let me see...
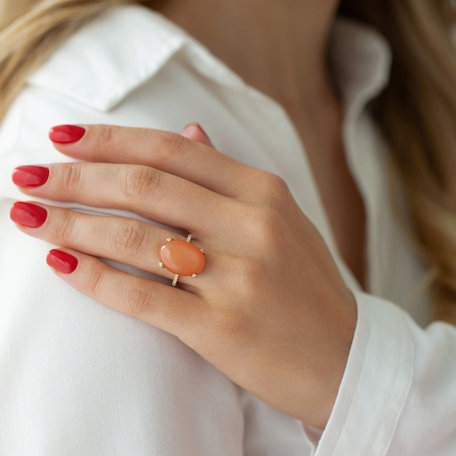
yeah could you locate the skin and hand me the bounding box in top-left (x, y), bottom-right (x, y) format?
top-left (10, 1), bottom-right (363, 430)
top-left (155, 0), bottom-right (367, 287)
top-left (11, 124), bottom-right (357, 430)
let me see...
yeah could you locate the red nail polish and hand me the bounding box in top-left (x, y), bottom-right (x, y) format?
top-left (46, 249), bottom-right (78, 274)
top-left (12, 166), bottom-right (49, 187)
top-left (194, 123), bottom-right (210, 141)
top-left (10, 202), bottom-right (48, 227)
top-left (49, 125), bottom-right (86, 144)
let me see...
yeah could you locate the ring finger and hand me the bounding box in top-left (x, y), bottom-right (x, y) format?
top-left (9, 201), bottom-right (218, 289)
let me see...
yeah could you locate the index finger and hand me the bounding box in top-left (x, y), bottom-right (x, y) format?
top-left (49, 124), bottom-right (260, 199)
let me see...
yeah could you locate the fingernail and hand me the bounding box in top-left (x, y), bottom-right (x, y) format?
top-left (46, 249), bottom-right (78, 274)
top-left (184, 122), bottom-right (210, 141)
top-left (10, 201), bottom-right (48, 227)
top-left (193, 123), bottom-right (210, 141)
top-left (12, 166), bottom-right (49, 187)
top-left (49, 125), bottom-right (86, 144)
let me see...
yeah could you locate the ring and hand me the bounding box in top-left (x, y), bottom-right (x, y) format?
top-left (159, 234), bottom-right (206, 287)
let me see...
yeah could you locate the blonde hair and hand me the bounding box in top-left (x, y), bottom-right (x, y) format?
top-left (339, 0), bottom-right (456, 325)
top-left (2, 0), bottom-right (456, 324)
top-left (0, 0), bottom-right (161, 120)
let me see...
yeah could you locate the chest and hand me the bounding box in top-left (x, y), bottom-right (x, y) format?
top-left (296, 130), bottom-right (368, 291)
top-left (315, 153), bottom-right (368, 291)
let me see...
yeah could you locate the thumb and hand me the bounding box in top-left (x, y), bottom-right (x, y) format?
top-left (181, 122), bottom-right (213, 146)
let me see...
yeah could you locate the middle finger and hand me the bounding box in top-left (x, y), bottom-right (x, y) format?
top-left (12, 162), bottom-right (241, 239)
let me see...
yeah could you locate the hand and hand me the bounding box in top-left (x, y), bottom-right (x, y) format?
top-left (10, 122), bottom-right (357, 430)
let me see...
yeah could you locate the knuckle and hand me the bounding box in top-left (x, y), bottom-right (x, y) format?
top-left (153, 132), bottom-right (191, 168)
top-left (125, 284), bottom-right (153, 316)
top-left (85, 262), bottom-right (105, 298)
top-left (53, 210), bottom-right (78, 243)
top-left (159, 131), bottom-right (187, 157)
top-left (257, 171), bottom-right (291, 206)
top-left (112, 221), bottom-right (148, 257)
top-left (59, 163), bottom-right (83, 193)
top-left (96, 125), bottom-right (116, 150)
top-left (246, 205), bottom-right (284, 249)
top-left (121, 166), bottom-right (161, 201)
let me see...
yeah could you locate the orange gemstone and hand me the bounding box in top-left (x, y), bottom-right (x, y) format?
top-left (160, 240), bottom-right (206, 276)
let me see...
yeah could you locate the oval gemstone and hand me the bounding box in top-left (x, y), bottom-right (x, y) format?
top-left (160, 240), bottom-right (206, 276)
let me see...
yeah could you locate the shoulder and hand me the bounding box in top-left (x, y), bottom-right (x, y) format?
top-left (0, 4), bottom-right (259, 201)
top-left (27, 4), bottom-right (189, 112)
top-left (0, 5), bottom-right (201, 201)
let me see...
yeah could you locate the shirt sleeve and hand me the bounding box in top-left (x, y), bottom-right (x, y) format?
top-left (302, 290), bottom-right (456, 455)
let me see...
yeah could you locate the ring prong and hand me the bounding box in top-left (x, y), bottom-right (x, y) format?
top-left (200, 248), bottom-right (205, 254)
top-left (166, 238), bottom-right (172, 242)
top-left (159, 262), bottom-right (164, 268)
top-left (192, 273), bottom-right (198, 279)
top-left (172, 274), bottom-right (179, 287)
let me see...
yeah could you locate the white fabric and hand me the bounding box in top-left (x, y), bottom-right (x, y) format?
top-left (0, 5), bottom-right (455, 455)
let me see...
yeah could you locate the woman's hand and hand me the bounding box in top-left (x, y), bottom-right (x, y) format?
top-left (10, 123), bottom-right (357, 430)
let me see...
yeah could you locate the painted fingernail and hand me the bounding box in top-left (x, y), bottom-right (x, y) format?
top-left (194, 123), bottom-right (210, 140)
top-left (49, 125), bottom-right (86, 144)
top-left (12, 166), bottom-right (49, 187)
top-left (183, 122), bottom-right (210, 141)
top-left (46, 249), bottom-right (78, 274)
top-left (10, 201), bottom-right (48, 227)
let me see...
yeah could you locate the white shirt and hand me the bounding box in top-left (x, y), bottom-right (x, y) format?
top-left (0, 5), bottom-right (455, 455)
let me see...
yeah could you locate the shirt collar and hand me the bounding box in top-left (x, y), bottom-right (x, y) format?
top-left (329, 16), bottom-right (392, 115)
top-left (28, 5), bottom-right (392, 114)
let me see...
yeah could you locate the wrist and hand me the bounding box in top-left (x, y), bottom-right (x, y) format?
top-left (300, 293), bottom-right (357, 429)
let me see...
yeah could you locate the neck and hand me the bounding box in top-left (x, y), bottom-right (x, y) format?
top-left (155, 0), bottom-right (340, 112)
top-left (154, 0), bottom-right (344, 169)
